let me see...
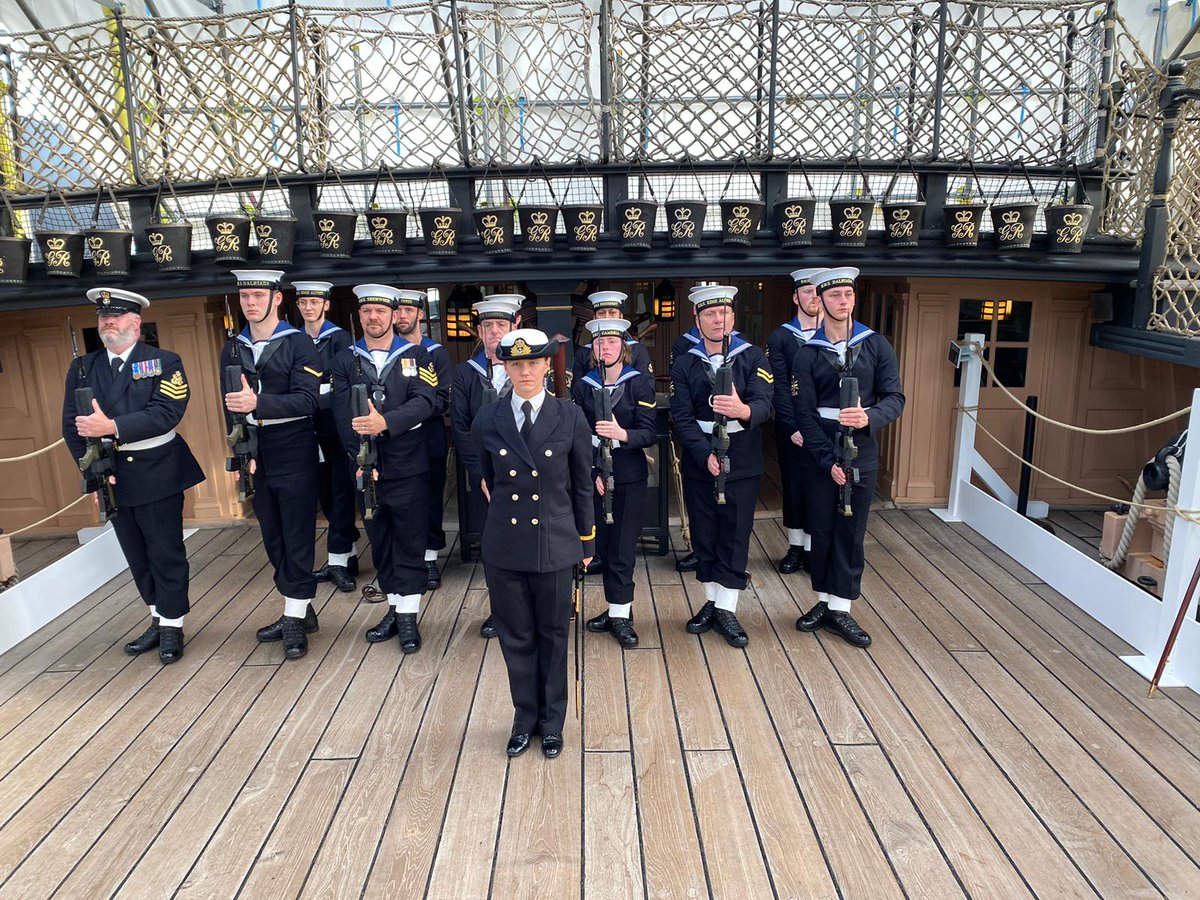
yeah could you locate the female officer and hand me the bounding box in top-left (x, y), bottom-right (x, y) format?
top-left (472, 328), bottom-right (595, 759)
top-left (572, 318), bottom-right (658, 648)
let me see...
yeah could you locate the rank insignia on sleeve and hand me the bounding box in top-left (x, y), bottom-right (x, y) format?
top-left (401, 358), bottom-right (418, 377)
top-left (160, 368), bottom-right (188, 400)
top-left (418, 362), bottom-right (438, 387)
top-left (790, 375), bottom-right (799, 397)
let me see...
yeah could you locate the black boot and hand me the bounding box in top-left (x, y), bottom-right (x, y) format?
top-left (686, 600), bottom-right (716, 634)
top-left (396, 613), bottom-right (421, 654)
top-left (366, 609), bottom-right (398, 642)
top-left (425, 560), bottom-right (441, 592)
top-left (796, 601), bottom-right (829, 633)
top-left (713, 608), bottom-right (749, 647)
top-left (158, 626), bottom-right (184, 664)
top-left (675, 552), bottom-right (699, 573)
top-left (586, 610), bottom-right (612, 632)
top-left (281, 617), bottom-right (309, 659)
top-left (585, 558), bottom-right (606, 576)
top-left (609, 616), bottom-right (639, 648)
top-left (480, 615), bottom-right (498, 638)
top-left (825, 610), bottom-right (872, 648)
top-left (778, 545), bottom-right (805, 574)
top-left (124, 619), bottom-right (160, 655)
top-left (327, 566), bottom-right (356, 593)
top-left (315, 555), bottom-right (359, 583)
top-left (257, 604), bottom-right (319, 642)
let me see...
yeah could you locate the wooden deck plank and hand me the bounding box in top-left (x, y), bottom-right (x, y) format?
top-left (654, 583), bottom-right (728, 751)
top-left (240, 533), bottom-right (332, 667)
top-left (630, 552), bottom-right (663, 649)
top-left (948, 521), bottom-right (1043, 585)
top-left (583, 752), bottom-right (644, 900)
top-left (1030, 583), bottom-right (1138, 657)
top-left (583, 572), bottom-right (631, 752)
top-left (837, 744), bottom-right (967, 900)
top-left (0, 672), bottom-right (76, 741)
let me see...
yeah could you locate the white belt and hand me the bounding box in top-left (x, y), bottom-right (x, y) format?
top-left (590, 434), bottom-right (621, 449)
top-left (818, 406), bottom-right (871, 421)
top-left (117, 429), bottom-right (176, 451)
top-left (696, 420), bottom-right (745, 435)
top-left (319, 383), bottom-right (332, 395)
top-left (254, 415), bottom-right (306, 427)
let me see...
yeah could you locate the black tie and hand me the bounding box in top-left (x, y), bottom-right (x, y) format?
top-left (111, 357), bottom-right (123, 379)
top-left (520, 400), bottom-right (534, 442)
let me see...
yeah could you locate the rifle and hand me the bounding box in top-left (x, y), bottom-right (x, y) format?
top-left (711, 332), bottom-right (733, 505)
top-left (68, 319), bottom-right (117, 521)
top-left (595, 386), bottom-right (615, 525)
top-left (349, 316), bottom-right (379, 520)
top-left (222, 296), bottom-right (256, 501)
top-left (836, 375), bottom-right (861, 516)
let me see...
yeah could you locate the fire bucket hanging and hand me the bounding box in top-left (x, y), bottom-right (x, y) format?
top-left (0, 190), bottom-right (31, 285)
top-left (879, 158), bottom-right (924, 249)
top-left (35, 188), bottom-right (85, 277)
top-left (828, 156), bottom-right (876, 249)
top-left (144, 176), bottom-right (193, 273)
top-left (943, 160), bottom-right (986, 249)
top-left (205, 176), bottom-right (252, 265)
top-left (471, 162), bottom-right (515, 256)
top-left (561, 158), bottom-right (604, 252)
top-left (615, 158), bottom-right (658, 251)
top-left (364, 163), bottom-right (409, 256)
top-left (252, 169), bottom-right (298, 267)
top-left (990, 162), bottom-right (1040, 251)
top-left (312, 166), bottom-right (359, 260)
top-left (1045, 163), bottom-right (1094, 254)
top-left (417, 163), bottom-right (462, 256)
top-left (772, 158), bottom-right (817, 249)
top-left (514, 157), bottom-right (558, 253)
top-left (664, 155), bottom-right (706, 251)
top-left (719, 155), bottom-right (764, 246)
top-left (86, 184), bottom-right (134, 277)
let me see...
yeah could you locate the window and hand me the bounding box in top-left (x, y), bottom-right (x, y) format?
top-left (955, 298), bottom-right (1033, 388)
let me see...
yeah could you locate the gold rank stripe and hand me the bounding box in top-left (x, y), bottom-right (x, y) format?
top-left (418, 369), bottom-right (439, 386)
top-left (160, 384), bottom-right (188, 399)
top-left (756, 368), bottom-right (774, 383)
top-left (638, 400), bottom-right (655, 408)
top-left (303, 366), bottom-right (323, 378)
top-left (581, 526), bottom-right (596, 541)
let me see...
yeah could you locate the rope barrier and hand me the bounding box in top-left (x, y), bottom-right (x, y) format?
top-left (5, 494), bottom-right (92, 537)
top-left (0, 438), bottom-right (66, 463)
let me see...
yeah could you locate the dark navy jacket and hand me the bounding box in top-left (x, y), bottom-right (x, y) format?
top-left (669, 334), bottom-right (774, 482)
top-left (419, 335), bottom-right (452, 459)
top-left (790, 323), bottom-right (905, 473)
top-left (62, 341), bottom-right (205, 507)
top-left (571, 365), bottom-right (658, 485)
top-left (766, 316), bottom-right (817, 437)
top-left (310, 320), bottom-right (352, 438)
top-left (450, 350), bottom-right (511, 484)
top-left (332, 336), bottom-right (438, 480)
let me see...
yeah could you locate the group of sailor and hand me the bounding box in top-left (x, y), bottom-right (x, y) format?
top-left (60, 265), bottom-right (904, 759)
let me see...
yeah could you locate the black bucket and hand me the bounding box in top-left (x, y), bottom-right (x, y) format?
top-left (144, 223), bottom-right (192, 272)
top-left (0, 237), bottom-right (30, 285)
top-left (944, 203), bottom-right (986, 248)
top-left (472, 207), bottom-right (515, 255)
top-left (36, 231), bottom-right (85, 277)
top-left (1045, 204), bottom-right (1093, 254)
top-left (206, 214), bottom-right (251, 264)
top-left (254, 216), bottom-right (297, 267)
top-left (616, 199), bottom-right (657, 251)
top-left (774, 197), bottom-right (816, 248)
top-left (665, 200), bottom-right (705, 250)
top-left (991, 202), bottom-right (1038, 250)
top-left (881, 202), bottom-right (924, 248)
top-left (367, 210), bottom-right (408, 255)
top-left (517, 205), bottom-right (557, 252)
top-left (720, 199), bottom-right (764, 246)
top-left (313, 211), bottom-right (358, 259)
top-left (86, 229), bottom-right (134, 277)
top-left (829, 199), bottom-right (875, 248)
top-left (420, 207), bottom-right (462, 256)
top-left (562, 204), bottom-right (603, 252)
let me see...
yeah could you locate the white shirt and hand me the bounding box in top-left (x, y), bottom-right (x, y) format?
top-left (511, 389), bottom-right (547, 429)
top-left (106, 345), bottom-right (135, 370)
top-left (491, 362), bottom-right (509, 393)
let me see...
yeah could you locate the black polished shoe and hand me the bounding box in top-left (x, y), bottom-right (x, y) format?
top-left (506, 732), bottom-right (531, 757)
top-left (396, 613), bottom-right (421, 654)
top-left (675, 552), bottom-right (700, 573)
top-left (480, 615), bottom-right (498, 639)
top-left (158, 626), bottom-right (184, 664)
top-left (541, 733), bottom-right (564, 758)
top-left (327, 566), bottom-right (356, 593)
top-left (124, 620), bottom-right (160, 655)
top-left (778, 545), bottom-right (805, 574)
top-left (609, 617), bottom-right (639, 648)
top-left (585, 558), bottom-right (606, 576)
top-left (796, 601), bottom-right (829, 633)
top-left (281, 616), bottom-right (309, 659)
top-left (586, 611), bottom-right (612, 632)
top-left (686, 600), bottom-right (716, 634)
top-left (256, 604), bottom-right (319, 642)
top-left (425, 560), bottom-right (441, 592)
top-left (366, 609), bottom-right (398, 643)
top-left (713, 609), bottom-right (749, 647)
top-left (825, 610), bottom-right (872, 648)
top-left (314, 555), bottom-right (359, 583)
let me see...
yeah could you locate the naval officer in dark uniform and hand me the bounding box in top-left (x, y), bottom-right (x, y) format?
top-left (393, 287), bottom-right (452, 592)
top-left (295, 281), bottom-right (360, 593)
top-left (572, 317), bottom-right (658, 648)
top-left (450, 294), bottom-right (521, 637)
top-left (222, 269), bottom-right (322, 660)
top-left (62, 288), bottom-right (205, 664)
top-left (792, 267), bottom-right (905, 648)
top-left (333, 285), bottom-right (438, 653)
top-left (767, 268), bottom-right (827, 574)
top-left (570, 290), bottom-right (653, 383)
top-left (670, 285), bottom-right (773, 648)
top-left (473, 328), bottom-right (595, 759)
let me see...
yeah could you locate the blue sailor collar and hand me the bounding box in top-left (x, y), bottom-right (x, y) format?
top-left (782, 316), bottom-right (819, 339)
top-left (682, 326), bottom-right (700, 344)
top-left (467, 349), bottom-right (498, 379)
top-left (237, 321), bottom-right (302, 347)
top-left (580, 364), bottom-right (642, 390)
top-left (421, 336), bottom-right (444, 352)
top-left (352, 335), bottom-right (416, 369)
top-left (805, 320), bottom-right (876, 353)
top-left (686, 332), bottom-right (754, 362)
top-left (312, 320), bottom-right (344, 342)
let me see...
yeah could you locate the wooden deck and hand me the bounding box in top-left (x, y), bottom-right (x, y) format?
top-left (8, 536), bottom-right (78, 581)
top-left (1, 510), bottom-right (1199, 899)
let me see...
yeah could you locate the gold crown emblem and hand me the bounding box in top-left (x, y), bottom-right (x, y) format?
top-left (370, 216), bottom-right (389, 229)
top-left (955, 210), bottom-right (974, 223)
top-left (216, 221), bottom-right (235, 235)
top-left (1062, 212), bottom-right (1083, 226)
top-left (842, 206), bottom-right (862, 220)
top-left (1001, 210), bottom-right (1021, 224)
top-left (148, 231), bottom-right (164, 246)
top-left (434, 215), bottom-right (452, 229)
top-left (46, 237), bottom-right (65, 250)
top-left (318, 218), bottom-right (335, 232)
top-left (256, 224), bottom-right (272, 237)
top-left (674, 206), bottom-right (692, 221)
top-left (577, 210), bottom-right (596, 225)
top-left (87, 236), bottom-right (103, 249)
top-left (99, 290), bottom-right (111, 301)
top-left (530, 211), bottom-right (549, 225)
top-left (784, 204), bottom-right (804, 218)
top-left (481, 214), bottom-right (498, 228)
top-left (732, 205), bottom-right (749, 218)
top-left (892, 208), bottom-right (911, 221)
top-left (625, 206), bottom-right (643, 221)
top-left (510, 337), bottom-right (532, 357)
